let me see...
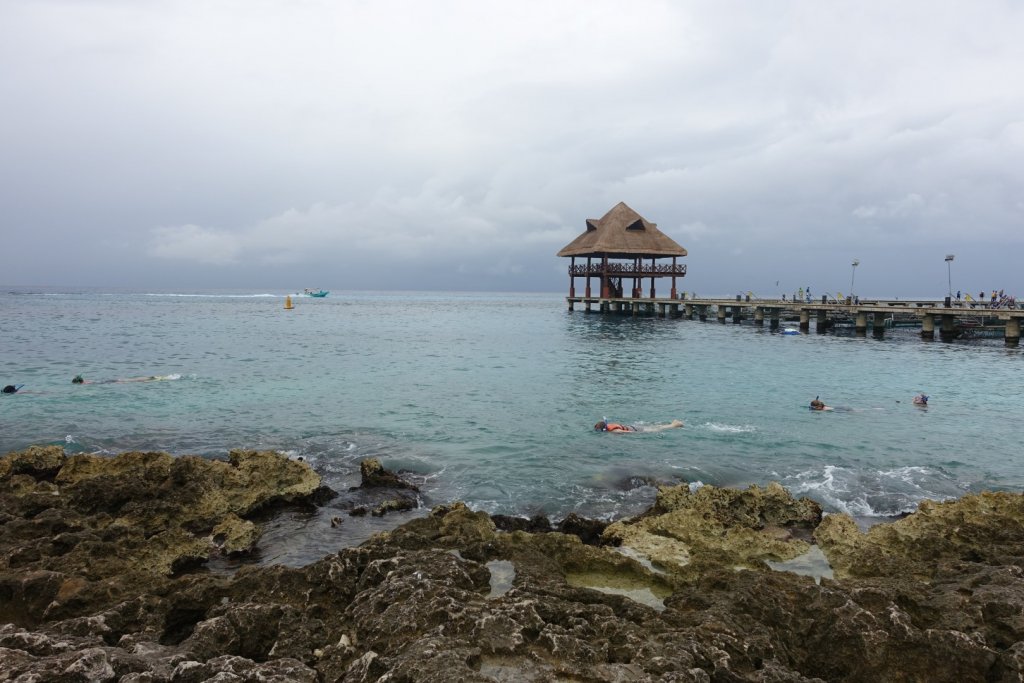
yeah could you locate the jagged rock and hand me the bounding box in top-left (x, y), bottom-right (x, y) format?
top-left (356, 458), bottom-right (419, 491)
top-left (556, 513), bottom-right (608, 546)
top-left (7, 443), bottom-right (1024, 681)
top-left (371, 495), bottom-right (417, 517)
top-left (491, 514), bottom-right (551, 534)
top-left (816, 491), bottom-right (1024, 581)
top-left (210, 514), bottom-right (260, 555)
top-left (0, 445), bottom-right (66, 481)
top-left (603, 482), bottom-right (822, 574)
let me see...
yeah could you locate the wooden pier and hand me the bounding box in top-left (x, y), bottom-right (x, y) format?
top-left (566, 295), bottom-right (1024, 347)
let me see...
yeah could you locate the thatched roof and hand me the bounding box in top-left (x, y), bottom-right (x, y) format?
top-left (556, 202), bottom-right (687, 259)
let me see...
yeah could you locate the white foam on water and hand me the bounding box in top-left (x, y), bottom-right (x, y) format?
top-left (700, 422), bottom-right (757, 433)
top-left (141, 293), bottom-right (279, 298)
top-left (783, 464), bottom-right (953, 517)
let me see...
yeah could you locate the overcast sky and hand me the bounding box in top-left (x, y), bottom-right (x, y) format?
top-left (2, 1), bottom-right (1022, 297)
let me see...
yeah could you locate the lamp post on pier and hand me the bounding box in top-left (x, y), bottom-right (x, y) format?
top-left (850, 259), bottom-right (859, 300)
top-left (945, 254), bottom-right (955, 298)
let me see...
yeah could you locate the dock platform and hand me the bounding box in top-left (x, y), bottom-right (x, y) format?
top-left (566, 295), bottom-right (1024, 346)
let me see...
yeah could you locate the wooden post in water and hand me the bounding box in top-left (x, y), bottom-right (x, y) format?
top-left (569, 257), bottom-right (576, 298)
top-left (939, 314), bottom-right (956, 342)
top-left (1006, 318), bottom-right (1021, 347)
top-left (855, 311), bottom-right (868, 336)
top-left (921, 313), bottom-right (935, 340)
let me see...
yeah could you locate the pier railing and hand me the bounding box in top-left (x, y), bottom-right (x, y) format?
top-left (568, 263), bottom-right (687, 277)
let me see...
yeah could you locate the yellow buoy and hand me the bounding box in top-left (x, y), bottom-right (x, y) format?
top-left (284, 295), bottom-right (294, 310)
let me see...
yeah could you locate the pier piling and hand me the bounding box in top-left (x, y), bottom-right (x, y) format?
top-left (940, 314), bottom-right (956, 342)
top-left (921, 313), bottom-right (935, 340)
top-left (855, 311), bottom-right (868, 336)
top-left (1006, 318), bottom-right (1020, 347)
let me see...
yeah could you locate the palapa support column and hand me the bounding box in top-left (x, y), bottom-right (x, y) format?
top-left (816, 309), bottom-right (828, 334)
top-left (921, 313), bottom-right (935, 340)
top-left (585, 257), bottom-right (592, 297)
top-left (649, 257), bottom-right (656, 298)
top-left (939, 314), bottom-right (956, 342)
top-left (799, 309), bottom-right (810, 332)
top-left (670, 256), bottom-right (677, 298)
top-left (855, 311), bottom-right (868, 336)
top-left (1006, 318), bottom-right (1021, 347)
top-left (754, 307), bottom-right (764, 327)
top-left (569, 257), bottom-right (576, 298)
top-left (717, 306), bottom-right (727, 324)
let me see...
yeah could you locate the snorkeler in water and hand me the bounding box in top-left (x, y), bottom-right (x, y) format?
top-left (72, 374), bottom-right (178, 385)
top-left (809, 396), bottom-right (833, 411)
top-left (594, 419), bottom-right (684, 433)
top-left (912, 393), bottom-right (929, 406)
top-left (2, 384), bottom-right (24, 394)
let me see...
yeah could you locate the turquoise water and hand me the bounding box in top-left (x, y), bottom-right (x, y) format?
top-left (2, 287), bottom-right (1022, 559)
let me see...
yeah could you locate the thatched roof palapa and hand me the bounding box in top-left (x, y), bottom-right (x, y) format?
top-left (556, 202), bottom-right (687, 259)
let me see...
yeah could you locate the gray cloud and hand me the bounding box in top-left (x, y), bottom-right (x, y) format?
top-left (2, 0), bottom-right (1022, 296)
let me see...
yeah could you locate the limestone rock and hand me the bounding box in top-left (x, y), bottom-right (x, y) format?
top-left (603, 482), bottom-right (822, 574)
top-left (7, 442), bottom-right (1024, 681)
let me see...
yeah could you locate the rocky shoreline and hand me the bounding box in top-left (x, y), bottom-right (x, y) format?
top-left (3, 446), bottom-right (1024, 681)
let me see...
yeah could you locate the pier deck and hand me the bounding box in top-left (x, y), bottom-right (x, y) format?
top-left (566, 296), bottom-right (1024, 346)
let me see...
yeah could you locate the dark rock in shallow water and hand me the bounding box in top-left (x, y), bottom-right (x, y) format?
top-left (371, 495), bottom-right (417, 517)
top-left (490, 514), bottom-right (551, 533)
top-left (355, 457), bottom-right (419, 491)
top-left (556, 513), bottom-right (608, 546)
top-left (6, 445), bottom-right (1024, 681)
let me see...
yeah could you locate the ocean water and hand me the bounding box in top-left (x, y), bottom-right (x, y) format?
top-left (2, 287), bottom-right (1022, 563)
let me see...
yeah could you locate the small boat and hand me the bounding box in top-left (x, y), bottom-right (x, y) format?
top-left (781, 327), bottom-right (801, 335)
top-left (301, 289), bottom-right (329, 298)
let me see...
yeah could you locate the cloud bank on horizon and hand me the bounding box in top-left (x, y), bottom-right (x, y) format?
top-left (2, 0), bottom-right (1022, 296)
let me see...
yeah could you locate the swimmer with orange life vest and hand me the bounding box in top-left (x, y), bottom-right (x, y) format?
top-left (594, 419), bottom-right (684, 433)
